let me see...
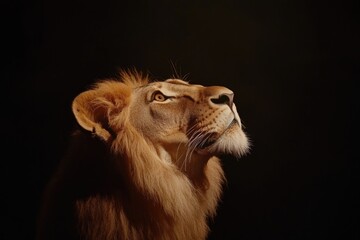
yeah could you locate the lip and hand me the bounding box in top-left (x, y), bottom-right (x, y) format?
top-left (196, 119), bottom-right (238, 152)
top-left (217, 118), bottom-right (238, 139)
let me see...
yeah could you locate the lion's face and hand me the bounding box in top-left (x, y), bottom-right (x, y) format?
top-left (128, 79), bottom-right (249, 158)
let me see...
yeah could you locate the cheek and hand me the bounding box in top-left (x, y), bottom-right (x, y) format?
top-left (149, 105), bottom-right (189, 130)
top-left (150, 106), bottom-right (174, 119)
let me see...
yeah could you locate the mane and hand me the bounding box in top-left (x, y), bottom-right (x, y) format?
top-left (90, 69), bottom-right (149, 96)
top-left (110, 125), bottom-right (209, 238)
top-left (117, 69), bottom-right (150, 88)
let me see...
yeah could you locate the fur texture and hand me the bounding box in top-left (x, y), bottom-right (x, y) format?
top-left (36, 71), bottom-right (249, 240)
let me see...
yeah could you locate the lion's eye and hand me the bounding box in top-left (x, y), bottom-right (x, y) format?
top-left (152, 91), bottom-right (168, 102)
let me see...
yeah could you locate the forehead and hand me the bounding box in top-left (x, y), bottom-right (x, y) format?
top-left (141, 79), bottom-right (203, 92)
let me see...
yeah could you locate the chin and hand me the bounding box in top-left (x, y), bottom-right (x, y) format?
top-left (202, 123), bottom-right (250, 158)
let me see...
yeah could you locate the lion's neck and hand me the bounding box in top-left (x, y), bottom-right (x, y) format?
top-left (157, 143), bottom-right (212, 188)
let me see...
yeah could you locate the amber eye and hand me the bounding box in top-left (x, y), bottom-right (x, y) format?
top-left (152, 91), bottom-right (168, 102)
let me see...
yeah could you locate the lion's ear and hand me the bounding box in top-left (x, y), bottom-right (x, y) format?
top-left (71, 89), bottom-right (112, 141)
top-left (71, 82), bottom-right (132, 141)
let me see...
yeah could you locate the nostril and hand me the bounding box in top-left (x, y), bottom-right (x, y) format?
top-left (210, 93), bottom-right (234, 107)
top-left (211, 95), bottom-right (230, 104)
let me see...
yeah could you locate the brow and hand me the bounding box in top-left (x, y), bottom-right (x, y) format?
top-left (165, 79), bottom-right (190, 86)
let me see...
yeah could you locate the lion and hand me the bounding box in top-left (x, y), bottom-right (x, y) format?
top-left (36, 70), bottom-right (250, 240)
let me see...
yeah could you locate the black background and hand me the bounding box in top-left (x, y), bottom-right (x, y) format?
top-left (3, 0), bottom-right (359, 239)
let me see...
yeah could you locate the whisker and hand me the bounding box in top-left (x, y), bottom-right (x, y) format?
top-left (176, 124), bottom-right (198, 170)
top-left (182, 133), bottom-right (198, 170)
top-left (188, 131), bottom-right (203, 149)
top-left (183, 130), bottom-right (204, 170)
top-left (186, 124), bottom-right (199, 137)
top-left (186, 135), bottom-right (204, 166)
top-left (175, 142), bottom-right (185, 165)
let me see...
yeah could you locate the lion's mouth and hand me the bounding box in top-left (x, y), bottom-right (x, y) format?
top-left (197, 119), bottom-right (238, 150)
top-left (199, 134), bottom-right (217, 149)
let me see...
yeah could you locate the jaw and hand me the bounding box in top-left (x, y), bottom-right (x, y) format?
top-left (155, 122), bottom-right (249, 180)
top-left (195, 122), bottom-right (250, 158)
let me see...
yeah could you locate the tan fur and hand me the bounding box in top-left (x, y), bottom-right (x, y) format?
top-left (36, 70), bottom-right (249, 240)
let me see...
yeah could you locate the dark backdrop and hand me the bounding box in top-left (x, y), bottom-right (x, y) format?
top-left (3, 0), bottom-right (359, 239)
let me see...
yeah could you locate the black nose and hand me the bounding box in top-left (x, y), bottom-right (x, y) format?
top-left (210, 93), bottom-right (234, 108)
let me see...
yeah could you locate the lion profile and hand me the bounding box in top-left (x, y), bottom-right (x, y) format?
top-left (36, 70), bottom-right (250, 240)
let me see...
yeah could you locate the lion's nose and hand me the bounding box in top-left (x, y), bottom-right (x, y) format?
top-left (205, 86), bottom-right (234, 108)
top-left (210, 93), bottom-right (234, 108)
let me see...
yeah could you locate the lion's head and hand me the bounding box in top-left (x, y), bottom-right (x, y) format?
top-left (73, 71), bottom-right (249, 169)
top-left (37, 70), bottom-right (250, 240)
